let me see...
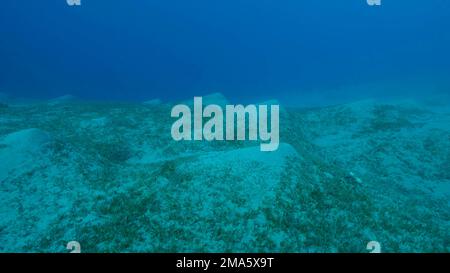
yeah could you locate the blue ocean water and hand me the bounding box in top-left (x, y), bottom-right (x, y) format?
top-left (1, 0), bottom-right (449, 103)
top-left (0, 1), bottom-right (450, 254)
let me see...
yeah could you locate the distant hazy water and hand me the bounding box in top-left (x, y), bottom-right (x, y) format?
top-left (0, 0), bottom-right (449, 104)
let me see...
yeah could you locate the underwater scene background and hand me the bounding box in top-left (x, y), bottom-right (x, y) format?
top-left (0, 0), bottom-right (449, 252)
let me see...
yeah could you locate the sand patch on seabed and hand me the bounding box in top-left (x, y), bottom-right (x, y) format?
top-left (0, 94), bottom-right (448, 252)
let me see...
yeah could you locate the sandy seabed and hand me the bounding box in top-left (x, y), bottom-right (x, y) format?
top-left (0, 93), bottom-right (449, 252)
